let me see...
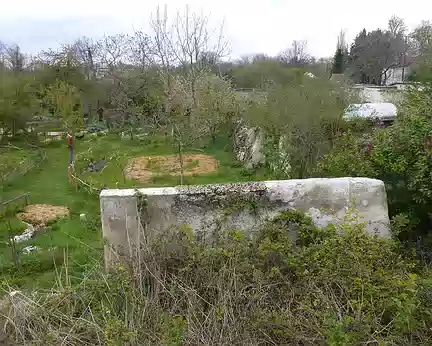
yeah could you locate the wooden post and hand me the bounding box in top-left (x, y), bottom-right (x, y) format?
top-left (68, 165), bottom-right (73, 185)
top-left (68, 164), bottom-right (78, 191)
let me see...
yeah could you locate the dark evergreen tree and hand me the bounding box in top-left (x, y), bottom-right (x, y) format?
top-left (332, 48), bottom-right (345, 74)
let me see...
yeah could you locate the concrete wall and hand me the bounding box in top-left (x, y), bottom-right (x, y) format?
top-left (100, 178), bottom-right (390, 267)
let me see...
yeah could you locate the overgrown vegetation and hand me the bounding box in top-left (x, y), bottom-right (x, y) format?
top-left (2, 4), bottom-right (432, 345)
top-left (2, 211), bottom-right (432, 345)
top-left (244, 74), bottom-right (354, 179)
top-left (315, 81), bottom-right (432, 247)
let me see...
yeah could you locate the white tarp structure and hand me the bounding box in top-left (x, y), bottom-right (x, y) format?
top-left (343, 103), bottom-right (397, 121)
top-left (304, 72), bottom-right (316, 79)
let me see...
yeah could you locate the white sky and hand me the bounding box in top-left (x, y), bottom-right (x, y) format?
top-left (0, 0), bottom-right (431, 59)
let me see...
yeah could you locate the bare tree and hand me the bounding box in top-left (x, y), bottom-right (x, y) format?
top-left (410, 20), bottom-right (432, 58)
top-left (129, 30), bottom-right (154, 70)
top-left (149, 5), bottom-right (229, 109)
top-left (99, 34), bottom-right (131, 72)
top-left (38, 44), bottom-right (82, 70)
top-left (199, 51), bottom-right (223, 75)
top-left (388, 15), bottom-right (407, 38)
top-left (147, 5), bottom-right (232, 184)
top-left (149, 6), bottom-right (174, 71)
top-left (173, 6), bottom-right (229, 70)
top-left (149, 5), bottom-right (229, 73)
top-left (278, 40), bottom-right (311, 67)
top-left (170, 6), bottom-right (229, 107)
top-left (70, 37), bottom-right (101, 79)
top-left (4, 44), bottom-right (26, 73)
top-left (337, 30), bottom-right (348, 51)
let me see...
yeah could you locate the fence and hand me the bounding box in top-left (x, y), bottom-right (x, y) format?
top-left (0, 144), bottom-right (47, 186)
top-left (26, 120), bottom-right (62, 133)
top-left (68, 165), bottom-right (101, 195)
top-left (0, 193), bottom-right (30, 213)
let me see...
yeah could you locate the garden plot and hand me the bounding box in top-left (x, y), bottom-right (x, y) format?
top-left (125, 154), bottom-right (219, 183)
top-left (8, 204), bottom-right (70, 245)
top-left (17, 204), bottom-right (70, 227)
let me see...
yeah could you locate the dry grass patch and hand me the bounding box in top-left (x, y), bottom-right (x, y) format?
top-left (17, 204), bottom-right (70, 227)
top-left (125, 154), bottom-right (219, 183)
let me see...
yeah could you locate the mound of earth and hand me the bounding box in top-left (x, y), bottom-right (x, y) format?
top-left (17, 204), bottom-right (70, 226)
top-left (126, 154), bottom-right (219, 183)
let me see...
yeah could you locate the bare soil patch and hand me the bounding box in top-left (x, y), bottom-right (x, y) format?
top-left (125, 154), bottom-right (219, 183)
top-left (17, 204), bottom-right (70, 227)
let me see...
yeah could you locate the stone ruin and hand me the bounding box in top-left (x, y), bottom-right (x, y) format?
top-left (100, 178), bottom-right (390, 267)
top-left (233, 124), bottom-right (265, 169)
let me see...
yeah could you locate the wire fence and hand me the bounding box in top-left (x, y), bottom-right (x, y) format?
top-left (0, 143), bottom-right (47, 187)
top-left (0, 193), bottom-right (30, 214)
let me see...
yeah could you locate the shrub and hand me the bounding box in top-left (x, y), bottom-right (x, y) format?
top-left (314, 130), bottom-right (377, 178)
top-left (371, 114), bottom-right (432, 237)
top-left (2, 211), bottom-right (431, 345)
top-left (0, 72), bottom-right (38, 138)
top-left (316, 108), bottom-right (432, 241)
top-left (245, 77), bottom-right (353, 179)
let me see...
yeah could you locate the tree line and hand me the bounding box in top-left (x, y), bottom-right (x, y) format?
top-left (0, 5), bottom-right (335, 161)
top-left (1, 8), bottom-right (431, 181)
top-left (333, 16), bottom-right (432, 85)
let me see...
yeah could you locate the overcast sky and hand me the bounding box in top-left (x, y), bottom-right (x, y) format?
top-left (1, 0), bottom-right (431, 60)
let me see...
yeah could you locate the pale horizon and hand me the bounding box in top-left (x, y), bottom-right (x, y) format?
top-left (0, 0), bottom-right (431, 60)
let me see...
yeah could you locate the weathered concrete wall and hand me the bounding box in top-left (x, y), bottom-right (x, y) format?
top-left (100, 178), bottom-right (390, 266)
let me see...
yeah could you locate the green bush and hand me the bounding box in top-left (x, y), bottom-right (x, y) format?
top-left (314, 130), bottom-right (377, 178)
top-left (245, 77), bottom-right (352, 179)
top-left (316, 80), bottom-right (432, 209)
top-left (316, 105), bottom-right (432, 241)
top-left (3, 211), bottom-right (431, 345)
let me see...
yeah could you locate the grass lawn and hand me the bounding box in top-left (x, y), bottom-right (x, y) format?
top-left (0, 145), bottom-right (41, 185)
top-left (0, 133), bottom-right (267, 290)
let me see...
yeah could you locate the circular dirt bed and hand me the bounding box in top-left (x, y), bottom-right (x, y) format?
top-left (125, 154), bottom-right (219, 183)
top-left (17, 204), bottom-right (70, 226)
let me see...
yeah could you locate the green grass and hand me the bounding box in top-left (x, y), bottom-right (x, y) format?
top-left (0, 146), bottom-right (40, 187)
top-left (0, 148), bottom-right (34, 167)
top-left (0, 133), bottom-right (268, 289)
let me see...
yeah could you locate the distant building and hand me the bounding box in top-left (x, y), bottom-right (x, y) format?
top-left (384, 65), bottom-right (413, 86)
top-left (383, 54), bottom-right (414, 86)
